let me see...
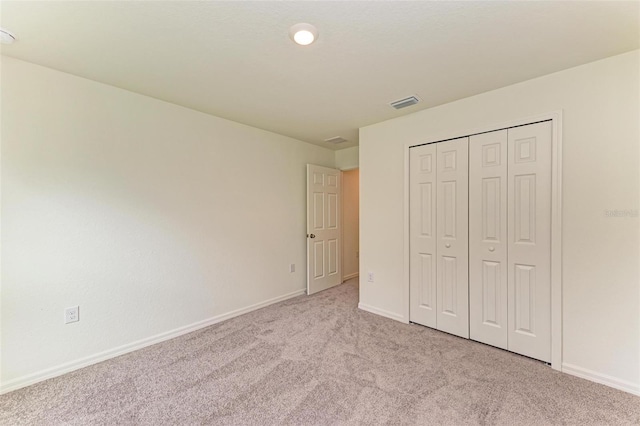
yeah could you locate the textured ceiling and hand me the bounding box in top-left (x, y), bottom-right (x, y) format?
top-left (1, 1), bottom-right (638, 150)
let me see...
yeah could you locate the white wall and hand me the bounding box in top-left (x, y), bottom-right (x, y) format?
top-left (359, 50), bottom-right (639, 393)
top-left (342, 169), bottom-right (359, 280)
top-left (335, 146), bottom-right (359, 170)
top-left (0, 57), bottom-right (335, 390)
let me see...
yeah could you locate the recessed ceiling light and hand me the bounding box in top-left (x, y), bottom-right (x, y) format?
top-left (0, 28), bottom-right (16, 45)
top-left (289, 23), bottom-right (318, 46)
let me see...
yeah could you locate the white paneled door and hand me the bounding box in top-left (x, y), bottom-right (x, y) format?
top-left (507, 122), bottom-right (552, 362)
top-left (409, 138), bottom-right (469, 339)
top-left (436, 138), bottom-right (469, 339)
top-left (409, 143), bottom-right (437, 328)
top-left (307, 164), bottom-right (341, 295)
top-left (410, 121), bottom-right (552, 363)
top-left (469, 130), bottom-right (509, 349)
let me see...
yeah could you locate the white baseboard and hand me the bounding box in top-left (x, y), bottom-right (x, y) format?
top-left (562, 363), bottom-right (640, 396)
top-left (0, 288), bottom-right (306, 395)
top-left (343, 273), bottom-right (359, 282)
top-left (358, 303), bottom-right (407, 323)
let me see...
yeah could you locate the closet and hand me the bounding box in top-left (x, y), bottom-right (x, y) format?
top-left (409, 121), bottom-right (552, 362)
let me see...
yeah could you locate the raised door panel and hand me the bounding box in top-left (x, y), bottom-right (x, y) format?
top-left (327, 193), bottom-right (338, 229)
top-left (436, 137), bottom-right (469, 338)
top-left (514, 175), bottom-right (536, 243)
top-left (418, 254), bottom-right (434, 310)
top-left (441, 256), bottom-right (458, 315)
top-left (313, 241), bottom-right (325, 279)
top-left (313, 192), bottom-right (325, 230)
top-left (420, 183), bottom-right (434, 237)
top-left (514, 264), bottom-right (536, 335)
top-left (469, 130), bottom-right (508, 349)
top-left (328, 239), bottom-right (338, 275)
top-left (507, 122), bottom-right (552, 362)
top-left (482, 261), bottom-right (502, 325)
top-left (409, 144), bottom-right (437, 327)
top-left (442, 181), bottom-right (457, 239)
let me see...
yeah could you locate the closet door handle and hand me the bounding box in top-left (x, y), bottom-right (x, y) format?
top-left (445, 243), bottom-right (451, 248)
top-left (488, 247), bottom-right (495, 252)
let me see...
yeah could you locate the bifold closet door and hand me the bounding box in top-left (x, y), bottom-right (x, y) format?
top-left (436, 138), bottom-right (469, 339)
top-left (469, 130), bottom-right (508, 349)
top-left (409, 143), bottom-right (437, 328)
top-left (411, 122), bottom-right (551, 361)
top-left (507, 121), bottom-right (552, 363)
top-left (409, 137), bottom-right (469, 337)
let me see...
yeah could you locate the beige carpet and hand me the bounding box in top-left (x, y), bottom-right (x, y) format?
top-left (1, 279), bottom-right (639, 425)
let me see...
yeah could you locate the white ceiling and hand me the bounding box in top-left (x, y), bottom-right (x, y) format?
top-left (1, 1), bottom-right (638, 150)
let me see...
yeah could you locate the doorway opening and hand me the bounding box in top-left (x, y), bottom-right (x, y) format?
top-left (342, 168), bottom-right (359, 283)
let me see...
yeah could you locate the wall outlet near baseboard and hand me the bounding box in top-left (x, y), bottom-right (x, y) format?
top-left (367, 272), bottom-right (374, 283)
top-left (65, 306), bottom-right (79, 324)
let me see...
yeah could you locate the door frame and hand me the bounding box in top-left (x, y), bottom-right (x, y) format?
top-left (402, 110), bottom-right (563, 370)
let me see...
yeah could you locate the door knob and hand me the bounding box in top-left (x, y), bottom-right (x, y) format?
top-left (489, 247), bottom-right (495, 252)
top-left (445, 243), bottom-right (451, 248)
top-left (308, 234), bottom-right (316, 239)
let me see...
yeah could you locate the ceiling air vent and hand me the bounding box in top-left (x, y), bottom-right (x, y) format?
top-left (389, 95), bottom-right (420, 110)
top-left (324, 136), bottom-right (348, 144)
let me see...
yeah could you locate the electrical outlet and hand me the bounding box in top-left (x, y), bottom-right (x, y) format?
top-left (367, 272), bottom-right (374, 283)
top-left (65, 306), bottom-right (79, 324)
top-left (289, 263), bottom-right (295, 273)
